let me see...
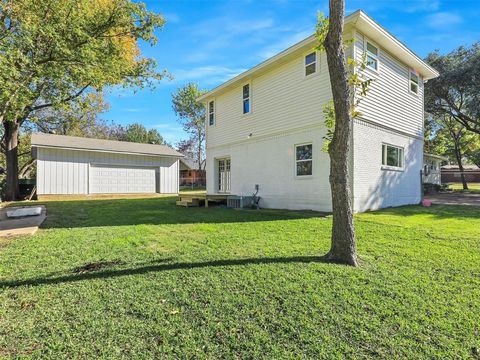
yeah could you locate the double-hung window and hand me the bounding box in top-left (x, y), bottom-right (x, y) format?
top-left (295, 144), bottom-right (313, 176)
top-left (409, 69), bottom-right (419, 94)
top-left (366, 42), bottom-right (379, 71)
top-left (242, 84), bottom-right (250, 114)
top-left (208, 100), bottom-right (215, 126)
top-left (382, 144), bottom-right (404, 169)
top-left (305, 52), bottom-right (317, 76)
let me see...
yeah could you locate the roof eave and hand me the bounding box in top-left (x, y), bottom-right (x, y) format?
top-left (197, 10), bottom-right (438, 102)
top-left (31, 144), bottom-right (184, 159)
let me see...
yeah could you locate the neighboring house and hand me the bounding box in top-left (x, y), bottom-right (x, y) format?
top-left (179, 158), bottom-right (206, 186)
top-left (31, 133), bottom-right (183, 196)
top-left (423, 154), bottom-right (446, 185)
top-left (441, 165), bottom-right (480, 183)
top-left (198, 10), bottom-right (439, 212)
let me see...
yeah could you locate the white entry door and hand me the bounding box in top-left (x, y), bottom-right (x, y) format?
top-left (90, 165), bottom-right (156, 194)
top-left (217, 158), bottom-right (231, 193)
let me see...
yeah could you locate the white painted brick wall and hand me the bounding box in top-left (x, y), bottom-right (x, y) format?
top-left (352, 119), bottom-right (423, 212)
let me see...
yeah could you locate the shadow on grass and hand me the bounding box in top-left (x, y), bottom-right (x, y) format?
top-left (36, 196), bottom-right (327, 229)
top-left (0, 256), bottom-right (329, 289)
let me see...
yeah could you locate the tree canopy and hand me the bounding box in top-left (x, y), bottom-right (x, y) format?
top-left (0, 0), bottom-right (166, 200)
top-left (425, 43), bottom-right (480, 135)
top-left (172, 83), bottom-right (207, 170)
top-left (120, 123), bottom-right (167, 145)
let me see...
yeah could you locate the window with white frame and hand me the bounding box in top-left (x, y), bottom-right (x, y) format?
top-left (295, 143), bottom-right (313, 176)
top-left (305, 52), bottom-right (317, 76)
top-left (366, 42), bottom-right (379, 71)
top-left (382, 144), bottom-right (404, 169)
top-left (208, 100), bottom-right (215, 126)
top-left (242, 84), bottom-right (250, 114)
top-left (409, 70), bottom-right (419, 94)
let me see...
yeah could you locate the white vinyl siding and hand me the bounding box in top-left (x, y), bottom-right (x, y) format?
top-left (205, 48), bottom-right (334, 149)
top-left (354, 31), bottom-right (424, 138)
top-left (36, 147), bottom-right (179, 195)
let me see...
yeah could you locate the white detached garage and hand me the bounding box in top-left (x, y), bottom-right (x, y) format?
top-left (31, 133), bottom-right (184, 196)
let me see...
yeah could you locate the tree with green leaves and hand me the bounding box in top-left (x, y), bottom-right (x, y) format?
top-left (425, 43), bottom-right (480, 135)
top-left (425, 113), bottom-right (480, 189)
top-left (0, 0), bottom-right (166, 200)
top-left (121, 123), bottom-right (167, 145)
top-left (172, 83), bottom-right (207, 171)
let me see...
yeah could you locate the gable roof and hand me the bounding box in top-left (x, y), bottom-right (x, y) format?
top-left (31, 133), bottom-right (183, 158)
top-left (198, 10), bottom-right (439, 102)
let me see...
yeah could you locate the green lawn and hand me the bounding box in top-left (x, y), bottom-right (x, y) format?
top-left (0, 198), bottom-right (479, 358)
top-left (448, 182), bottom-right (480, 194)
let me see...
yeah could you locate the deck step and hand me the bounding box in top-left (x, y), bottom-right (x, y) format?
top-left (176, 197), bottom-right (203, 207)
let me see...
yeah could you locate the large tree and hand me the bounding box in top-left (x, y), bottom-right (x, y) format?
top-left (425, 43), bottom-right (480, 135)
top-left (320, 0), bottom-right (358, 266)
top-left (0, 0), bottom-right (165, 200)
top-left (425, 113), bottom-right (480, 189)
top-left (121, 123), bottom-right (167, 145)
top-left (172, 83), bottom-right (207, 171)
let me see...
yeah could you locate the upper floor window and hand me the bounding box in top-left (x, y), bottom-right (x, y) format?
top-left (296, 143), bottom-right (313, 176)
top-left (410, 70), bottom-right (419, 94)
top-left (242, 84), bottom-right (250, 114)
top-left (382, 144), bottom-right (404, 169)
top-left (366, 42), bottom-right (378, 71)
top-left (305, 52), bottom-right (317, 76)
top-left (208, 100), bottom-right (215, 126)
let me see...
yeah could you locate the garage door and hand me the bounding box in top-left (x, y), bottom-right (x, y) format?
top-left (90, 165), bottom-right (156, 194)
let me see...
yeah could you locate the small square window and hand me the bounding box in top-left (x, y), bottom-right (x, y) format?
top-left (382, 144), bottom-right (404, 169)
top-left (305, 52), bottom-right (317, 76)
top-left (295, 144), bottom-right (313, 176)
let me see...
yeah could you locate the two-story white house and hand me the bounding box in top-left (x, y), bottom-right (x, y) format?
top-left (198, 10), bottom-right (439, 212)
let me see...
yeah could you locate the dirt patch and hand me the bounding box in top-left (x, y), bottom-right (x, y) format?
top-left (73, 260), bottom-right (125, 274)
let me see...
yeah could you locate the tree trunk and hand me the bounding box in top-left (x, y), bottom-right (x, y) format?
top-left (4, 121), bottom-right (20, 201)
top-left (323, 0), bottom-right (358, 266)
top-left (453, 139), bottom-right (468, 190)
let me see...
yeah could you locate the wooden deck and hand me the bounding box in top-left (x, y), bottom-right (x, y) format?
top-left (176, 194), bottom-right (228, 208)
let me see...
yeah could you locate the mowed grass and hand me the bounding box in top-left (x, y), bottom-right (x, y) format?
top-left (0, 198), bottom-right (479, 359)
top-left (448, 182), bottom-right (480, 194)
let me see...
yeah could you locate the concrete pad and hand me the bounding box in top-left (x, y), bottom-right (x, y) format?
top-left (425, 193), bottom-right (480, 206)
top-left (0, 205), bottom-right (47, 237)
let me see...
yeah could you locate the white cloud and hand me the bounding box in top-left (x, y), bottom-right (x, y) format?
top-left (258, 29), bottom-right (313, 59)
top-left (123, 108), bottom-right (145, 113)
top-left (404, 0), bottom-right (440, 13)
top-left (170, 66), bottom-right (247, 86)
top-left (163, 13), bottom-right (180, 24)
top-left (426, 12), bottom-right (462, 28)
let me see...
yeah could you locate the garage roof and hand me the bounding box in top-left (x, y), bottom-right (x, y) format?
top-left (31, 133), bottom-right (183, 158)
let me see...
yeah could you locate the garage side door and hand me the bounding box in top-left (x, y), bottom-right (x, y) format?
top-left (90, 165), bottom-right (156, 194)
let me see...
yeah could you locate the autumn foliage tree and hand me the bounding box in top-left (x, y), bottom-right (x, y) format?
top-left (0, 0), bottom-right (166, 200)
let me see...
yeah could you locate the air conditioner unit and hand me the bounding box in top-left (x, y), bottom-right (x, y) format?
top-left (227, 195), bottom-right (253, 209)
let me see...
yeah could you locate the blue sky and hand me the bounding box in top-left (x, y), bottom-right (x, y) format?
top-left (103, 0), bottom-right (480, 145)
